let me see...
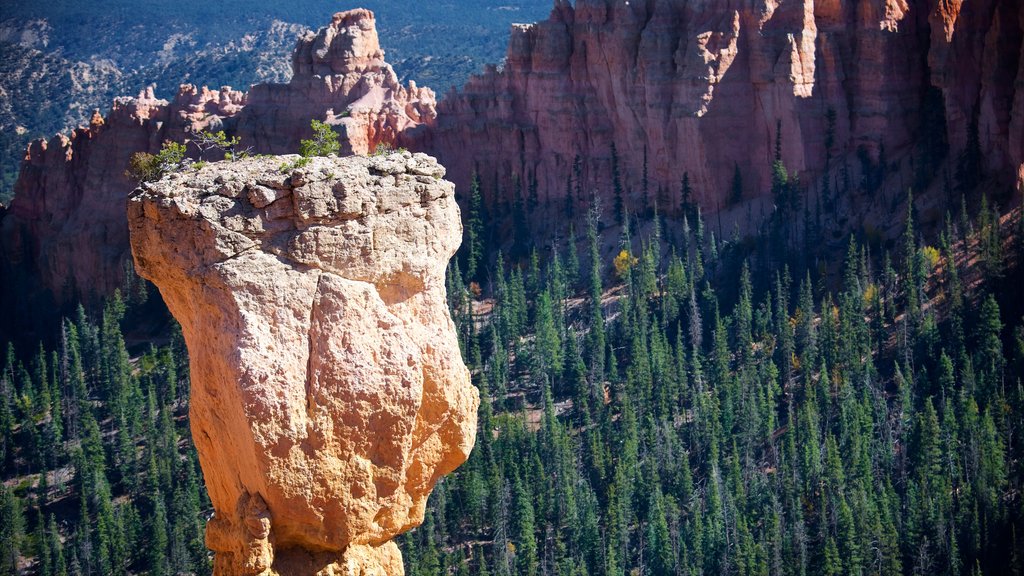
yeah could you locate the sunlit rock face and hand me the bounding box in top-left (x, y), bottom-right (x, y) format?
top-left (414, 0), bottom-right (1023, 217)
top-left (128, 152), bottom-right (477, 575)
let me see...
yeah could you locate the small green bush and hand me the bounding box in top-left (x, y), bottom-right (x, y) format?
top-left (126, 141), bottom-right (187, 182)
top-left (299, 120), bottom-right (340, 157)
top-left (279, 156), bottom-right (311, 173)
top-left (192, 130), bottom-right (248, 161)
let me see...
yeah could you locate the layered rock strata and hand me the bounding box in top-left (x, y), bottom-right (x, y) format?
top-left (5, 1), bottom-right (1024, 325)
top-left (0, 9), bottom-right (434, 328)
top-left (413, 0), bottom-right (1023, 213)
top-left (127, 152), bottom-right (477, 575)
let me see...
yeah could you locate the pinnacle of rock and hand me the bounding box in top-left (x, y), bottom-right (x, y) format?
top-left (127, 152), bottom-right (478, 575)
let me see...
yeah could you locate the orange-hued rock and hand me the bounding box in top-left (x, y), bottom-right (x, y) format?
top-left (240, 9), bottom-right (436, 156)
top-left (0, 9), bottom-right (434, 323)
top-left (127, 153), bottom-right (477, 575)
top-left (411, 0), bottom-right (1023, 214)
top-left (5, 2), bottom-right (1023, 323)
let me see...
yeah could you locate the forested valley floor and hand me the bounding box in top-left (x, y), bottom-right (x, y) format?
top-left (2, 182), bottom-right (1024, 576)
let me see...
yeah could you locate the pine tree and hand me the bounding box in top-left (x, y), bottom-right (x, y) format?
top-left (731, 163), bottom-right (743, 205)
top-left (513, 476), bottom-right (539, 576)
top-left (0, 483), bottom-right (23, 574)
top-left (149, 489), bottom-right (170, 576)
top-left (533, 290), bottom-right (563, 378)
top-left (680, 171), bottom-right (693, 220)
top-left (465, 174), bottom-right (485, 283)
top-left (611, 143), bottom-right (624, 226)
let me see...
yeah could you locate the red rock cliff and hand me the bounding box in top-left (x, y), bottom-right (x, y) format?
top-left (0, 9), bottom-right (434, 328)
top-left (411, 0), bottom-right (1023, 215)
top-left (3, 2), bottom-right (1022, 326)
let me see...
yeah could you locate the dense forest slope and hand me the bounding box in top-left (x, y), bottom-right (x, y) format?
top-left (2, 178), bottom-right (1023, 575)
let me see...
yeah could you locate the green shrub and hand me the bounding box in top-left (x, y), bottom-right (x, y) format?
top-left (278, 156), bottom-right (311, 173)
top-left (299, 120), bottom-right (340, 157)
top-left (126, 141), bottom-right (187, 182)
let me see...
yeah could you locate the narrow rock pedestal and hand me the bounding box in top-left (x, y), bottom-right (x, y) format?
top-left (128, 152), bottom-right (478, 575)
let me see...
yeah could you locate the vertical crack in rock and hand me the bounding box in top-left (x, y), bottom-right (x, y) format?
top-left (127, 152), bottom-right (477, 576)
top-left (305, 271), bottom-right (324, 422)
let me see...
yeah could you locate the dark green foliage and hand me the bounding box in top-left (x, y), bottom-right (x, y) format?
top-left (1, 297), bottom-right (212, 576)
top-left (5, 150), bottom-right (1024, 576)
top-left (916, 87), bottom-right (950, 191)
top-left (399, 189), bottom-right (1024, 576)
top-left (730, 163), bottom-right (743, 205)
top-left (464, 175), bottom-right (485, 283)
top-left (956, 105), bottom-right (983, 193)
top-left (125, 141), bottom-right (187, 183)
top-left (680, 171), bottom-right (694, 220)
top-left (612, 143), bottom-right (624, 226)
top-left (299, 119), bottom-right (341, 158)
top-left (0, 483), bottom-right (24, 574)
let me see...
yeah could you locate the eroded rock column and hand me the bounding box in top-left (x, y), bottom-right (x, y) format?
top-left (127, 153), bottom-right (478, 575)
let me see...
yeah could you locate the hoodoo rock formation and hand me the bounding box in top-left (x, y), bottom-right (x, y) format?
top-left (240, 8), bottom-right (437, 156)
top-left (4, 1), bottom-right (1024, 333)
top-left (413, 0), bottom-right (1023, 214)
top-left (0, 8), bottom-right (434, 333)
top-left (127, 152), bottom-right (477, 575)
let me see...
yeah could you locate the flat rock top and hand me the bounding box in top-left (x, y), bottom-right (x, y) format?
top-left (130, 151), bottom-right (458, 294)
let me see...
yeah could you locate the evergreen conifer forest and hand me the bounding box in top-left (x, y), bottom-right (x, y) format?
top-left (2, 165), bottom-right (1023, 574)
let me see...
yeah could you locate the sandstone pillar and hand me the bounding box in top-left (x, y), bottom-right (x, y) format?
top-left (128, 152), bottom-right (477, 575)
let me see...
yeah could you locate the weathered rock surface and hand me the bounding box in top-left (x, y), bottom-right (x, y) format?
top-left (127, 152), bottom-right (477, 575)
top-left (412, 0), bottom-right (1024, 214)
top-left (240, 9), bottom-right (437, 157)
top-left (5, 1), bottom-right (1024, 329)
top-left (1, 85), bottom-right (240, 312)
top-left (0, 9), bottom-right (434, 331)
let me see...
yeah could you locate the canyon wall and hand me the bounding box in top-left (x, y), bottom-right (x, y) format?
top-left (412, 0), bottom-right (1023, 216)
top-left (3, 1), bottom-right (1023, 331)
top-left (0, 9), bottom-right (433, 335)
top-left (128, 152), bottom-right (477, 575)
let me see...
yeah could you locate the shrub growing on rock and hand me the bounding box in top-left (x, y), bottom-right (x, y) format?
top-left (126, 141), bottom-right (187, 182)
top-left (300, 120), bottom-right (340, 157)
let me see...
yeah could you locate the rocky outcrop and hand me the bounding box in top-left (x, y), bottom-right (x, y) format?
top-left (127, 152), bottom-right (477, 575)
top-left (0, 9), bottom-right (434, 331)
top-left (240, 9), bottom-right (436, 157)
top-left (1, 85), bottom-right (237, 311)
top-left (412, 0), bottom-right (1023, 215)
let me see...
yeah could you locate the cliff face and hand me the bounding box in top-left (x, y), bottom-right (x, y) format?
top-left (128, 152), bottom-right (477, 575)
top-left (0, 9), bottom-right (434, 330)
top-left (4, 2), bottom-right (1023, 323)
top-left (413, 0), bottom-right (1023, 213)
top-left (1, 86), bottom-right (241, 308)
top-left (240, 9), bottom-right (437, 156)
